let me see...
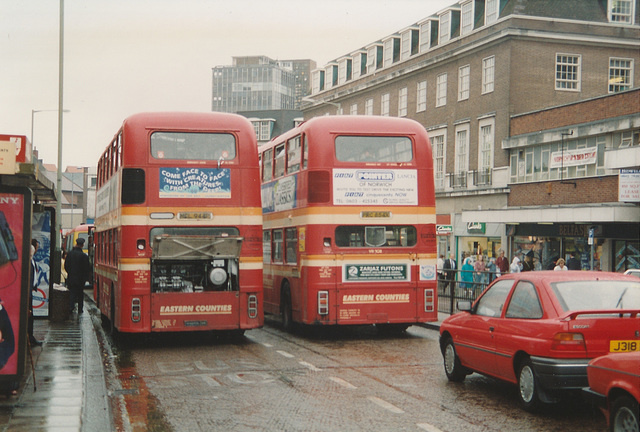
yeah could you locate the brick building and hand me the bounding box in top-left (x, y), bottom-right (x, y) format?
top-left (303, 0), bottom-right (640, 271)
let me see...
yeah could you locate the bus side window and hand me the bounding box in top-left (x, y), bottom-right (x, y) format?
top-left (262, 149), bottom-right (273, 181)
top-left (285, 228), bottom-right (297, 264)
top-left (272, 229), bottom-right (283, 263)
top-left (302, 134), bottom-right (308, 170)
top-left (287, 136), bottom-right (301, 174)
top-left (274, 144), bottom-right (286, 178)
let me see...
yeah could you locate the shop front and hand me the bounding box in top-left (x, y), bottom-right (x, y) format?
top-left (454, 217), bottom-right (505, 264)
top-left (507, 222), bottom-right (639, 272)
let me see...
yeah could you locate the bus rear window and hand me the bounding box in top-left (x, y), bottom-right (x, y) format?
top-left (335, 225), bottom-right (417, 248)
top-left (335, 136), bottom-right (413, 163)
top-left (151, 132), bottom-right (236, 161)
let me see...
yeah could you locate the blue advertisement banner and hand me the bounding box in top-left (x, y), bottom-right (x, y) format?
top-left (261, 175), bottom-right (297, 214)
top-left (159, 167), bottom-right (231, 199)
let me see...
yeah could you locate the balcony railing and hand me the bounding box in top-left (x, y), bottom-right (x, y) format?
top-left (473, 168), bottom-right (492, 186)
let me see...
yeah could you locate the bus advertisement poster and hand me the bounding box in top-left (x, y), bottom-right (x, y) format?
top-left (261, 175), bottom-right (298, 214)
top-left (159, 167), bottom-right (231, 198)
top-left (0, 185), bottom-right (31, 380)
top-left (32, 208), bottom-right (54, 317)
top-left (343, 263), bottom-right (410, 282)
top-left (333, 168), bottom-right (418, 206)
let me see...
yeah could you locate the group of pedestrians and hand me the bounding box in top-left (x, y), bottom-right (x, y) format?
top-left (437, 249), bottom-right (582, 291)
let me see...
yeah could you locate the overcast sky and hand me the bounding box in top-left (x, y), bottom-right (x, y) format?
top-left (1, 0), bottom-right (451, 169)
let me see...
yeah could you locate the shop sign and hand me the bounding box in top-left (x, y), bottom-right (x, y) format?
top-left (619, 169), bottom-right (640, 203)
top-left (558, 224), bottom-right (589, 237)
top-left (467, 222), bottom-right (486, 234)
top-left (436, 225), bottom-right (453, 235)
top-left (550, 147), bottom-right (597, 169)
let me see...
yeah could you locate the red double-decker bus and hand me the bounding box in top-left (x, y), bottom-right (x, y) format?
top-left (260, 115), bottom-right (437, 331)
top-left (93, 112), bottom-right (263, 334)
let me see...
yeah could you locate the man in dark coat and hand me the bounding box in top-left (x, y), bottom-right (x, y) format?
top-left (64, 238), bottom-right (91, 314)
top-left (566, 251), bottom-right (581, 270)
top-left (442, 253), bottom-right (457, 293)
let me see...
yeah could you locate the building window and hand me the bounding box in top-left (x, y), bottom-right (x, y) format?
top-left (436, 73), bottom-right (447, 107)
top-left (398, 87), bottom-right (408, 117)
top-left (609, 58), bottom-right (633, 93)
top-left (455, 124), bottom-right (469, 187)
top-left (381, 93), bottom-right (390, 116)
top-left (416, 81), bottom-right (427, 112)
top-left (259, 120), bottom-right (273, 141)
top-left (458, 65), bottom-right (470, 101)
top-left (479, 119), bottom-right (494, 180)
top-left (439, 11), bottom-right (451, 44)
top-left (401, 30), bottom-right (412, 61)
top-left (555, 54), bottom-right (581, 91)
top-left (482, 56), bottom-right (495, 94)
top-left (486, 0), bottom-right (498, 24)
top-left (365, 98), bottom-right (374, 115)
top-left (609, 0), bottom-right (635, 24)
top-left (350, 103), bottom-right (358, 115)
top-left (461, 1), bottom-right (474, 35)
top-left (419, 21), bottom-right (431, 53)
top-left (432, 132), bottom-right (445, 190)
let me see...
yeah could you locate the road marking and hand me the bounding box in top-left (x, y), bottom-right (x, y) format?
top-left (262, 343), bottom-right (273, 348)
top-left (367, 396), bottom-right (404, 414)
top-left (276, 350), bottom-right (294, 358)
top-left (417, 423), bottom-right (444, 432)
top-left (329, 377), bottom-right (357, 389)
top-left (299, 361), bottom-right (321, 372)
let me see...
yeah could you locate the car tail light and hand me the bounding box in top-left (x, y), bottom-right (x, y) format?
top-left (551, 332), bottom-right (586, 352)
top-left (248, 294), bottom-right (258, 319)
top-left (131, 297), bottom-right (141, 322)
top-left (424, 289), bottom-right (435, 312)
top-left (318, 291), bottom-right (329, 315)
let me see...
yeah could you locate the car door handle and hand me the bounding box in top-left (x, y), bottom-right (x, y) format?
top-left (489, 326), bottom-right (494, 332)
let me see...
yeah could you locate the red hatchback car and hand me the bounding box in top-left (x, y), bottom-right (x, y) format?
top-left (439, 271), bottom-right (640, 412)
top-left (583, 352), bottom-right (640, 432)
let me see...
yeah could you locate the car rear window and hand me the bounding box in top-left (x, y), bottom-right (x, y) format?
top-left (552, 280), bottom-right (640, 312)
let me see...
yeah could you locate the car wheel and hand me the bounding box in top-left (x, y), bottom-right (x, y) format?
top-left (610, 395), bottom-right (639, 432)
top-left (517, 358), bottom-right (542, 412)
top-left (443, 337), bottom-right (467, 382)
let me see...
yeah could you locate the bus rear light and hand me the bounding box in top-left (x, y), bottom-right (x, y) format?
top-left (131, 297), bottom-right (141, 322)
top-left (318, 291), bottom-right (329, 315)
top-left (248, 294), bottom-right (258, 319)
top-left (424, 289), bottom-right (434, 312)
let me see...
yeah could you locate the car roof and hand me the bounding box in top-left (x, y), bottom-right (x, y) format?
top-left (496, 270), bottom-right (636, 283)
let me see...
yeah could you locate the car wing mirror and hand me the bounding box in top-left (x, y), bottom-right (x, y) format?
top-left (457, 300), bottom-right (472, 312)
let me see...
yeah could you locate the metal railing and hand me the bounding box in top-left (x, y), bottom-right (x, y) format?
top-left (437, 269), bottom-right (499, 315)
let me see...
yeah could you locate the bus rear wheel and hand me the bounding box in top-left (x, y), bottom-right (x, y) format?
top-left (281, 285), bottom-right (293, 332)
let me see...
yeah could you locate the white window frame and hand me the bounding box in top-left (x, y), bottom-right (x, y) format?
top-left (401, 30), bottom-right (412, 61)
top-left (350, 103), bottom-right (358, 115)
top-left (455, 124), bottom-right (470, 186)
top-left (439, 11), bottom-right (451, 44)
top-left (555, 54), bottom-right (581, 91)
top-left (431, 130), bottom-right (446, 190)
top-left (486, 0), bottom-right (498, 25)
top-left (419, 20), bottom-right (432, 53)
top-left (416, 80), bottom-right (427, 112)
top-left (436, 73), bottom-right (447, 107)
top-left (383, 38), bottom-right (394, 68)
top-left (609, 0), bottom-right (635, 24)
top-left (461, 0), bottom-right (474, 35)
top-left (478, 117), bottom-right (495, 173)
top-left (366, 46), bottom-right (377, 74)
top-left (381, 93), bottom-right (390, 116)
top-left (458, 65), bottom-right (470, 101)
top-left (365, 98), bottom-right (374, 115)
top-left (398, 87), bottom-right (408, 117)
top-left (609, 57), bottom-right (633, 93)
top-left (482, 56), bottom-right (495, 94)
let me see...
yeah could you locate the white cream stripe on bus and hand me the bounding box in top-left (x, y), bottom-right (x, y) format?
top-left (263, 213), bottom-right (435, 229)
top-left (117, 259), bottom-right (262, 273)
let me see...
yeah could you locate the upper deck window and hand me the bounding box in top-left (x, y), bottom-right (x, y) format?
top-left (335, 136), bottom-right (413, 163)
top-left (151, 132), bottom-right (236, 161)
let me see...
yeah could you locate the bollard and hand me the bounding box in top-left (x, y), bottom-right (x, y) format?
top-left (49, 284), bottom-right (70, 322)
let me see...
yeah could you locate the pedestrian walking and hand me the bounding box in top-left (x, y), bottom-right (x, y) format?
top-left (29, 240), bottom-right (42, 346)
top-left (461, 258), bottom-right (474, 296)
top-left (566, 251), bottom-right (581, 270)
top-left (495, 250), bottom-right (509, 274)
top-left (442, 253), bottom-right (457, 293)
top-left (486, 257), bottom-right (497, 281)
top-left (64, 238), bottom-right (92, 314)
top-left (436, 254), bottom-right (445, 291)
top-left (473, 255), bottom-right (486, 285)
top-left (522, 250), bottom-right (534, 272)
top-left (554, 258), bottom-right (568, 271)
top-left (510, 256), bottom-right (521, 273)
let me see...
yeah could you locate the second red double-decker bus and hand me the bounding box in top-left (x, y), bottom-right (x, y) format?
top-left (94, 112), bottom-right (263, 334)
top-left (260, 115), bottom-right (437, 331)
